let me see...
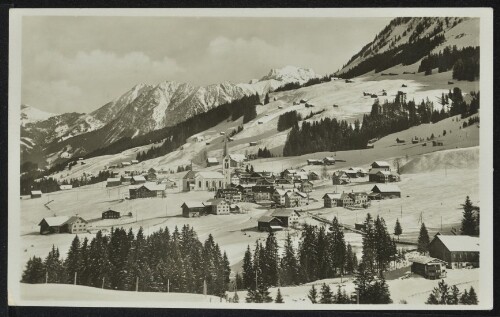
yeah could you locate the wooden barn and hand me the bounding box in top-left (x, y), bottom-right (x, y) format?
top-left (257, 216), bottom-right (283, 232)
top-left (102, 209), bottom-right (121, 219)
top-left (106, 178), bottom-right (121, 187)
top-left (30, 190), bottom-right (42, 199)
top-left (39, 216), bottom-right (88, 235)
top-left (323, 193), bottom-right (341, 207)
top-left (271, 209), bottom-right (301, 227)
top-left (429, 235), bottom-right (480, 268)
top-left (129, 183), bottom-right (166, 199)
top-left (181, 202), bottom-right (207, 218)
top-left (370, 184), bottom-right (401, 199)
top-left (205, 198), bottom-right (230, 215)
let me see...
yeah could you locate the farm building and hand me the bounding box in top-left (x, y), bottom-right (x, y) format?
top-left (429, 235), bottom-right (480, 268)
top-left (344, 169), bottom-right (358, 178)
top-left (131, 160), bottom-right (139, 164)
top-left (131, 175), bottom-right (147, 185)
top-left (206, 157), bottom-right (219, 167)
top-left (228, 154), bottom-right (247, 168)
top-left (30, 190), bottom-right (42, 198)
top-left (370, 184), bottom-right (401, 199)
top-left (102, 209), bottom-right (121, 219)
top-left (371, 161), bottom-right (391, 170)
top-left (410, 256), bottom-right (447, 279)
top-left (284, 190), bottom-right (308, 207)
top-left (347, 167), bottom-right (368, 177)
top-left (252, 185), bottom-right (274, 201)
top-left (106, 178), bottom-right (122, 187)
top-left (323, 157), bottom-right (336, 165)
top-left (300, 180), bottom-right (314, 193)
top-left (39, 216), bottom-right (88, 235)
top-left (257, 216), bottom-right (283, 232)
top-left (368, 168), bottom-right (389, 182)
top-left (182, 171), bottom-right (225, 191)
top-left (308, 171), bottom-right (320, 180)
top-left (182, 202), bottom-right (207, 218)
top-left (59, 185), bottom-right (73, 190)
top-left (215, 188), bottom-right (242, 203)
top-left (129, 183), bottom-right (166, 199)
top-left (332, 171), bottom-right (351, 185)
top-left (323, 193), bottom-right (341, 207)
top-left (120, 175), bottom-right (132, 184)
top-left (307, 159), bottom-right (323, 165)
top-left (271, 209), bottom-right (301, 227)
top-left (206, 198), bottom-right (230, 215)
top-left (146, 172), bottom-right (157, 181)
top-left (373, 170), bottom-right (401, 183)
top-left (121, 162), bottom-right (132, 167)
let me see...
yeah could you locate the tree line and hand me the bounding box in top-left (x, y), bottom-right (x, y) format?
top-left (418, 46), bottom-right (479, 81)
top-left (426, 279), bottom-right (478, 305)
top-left (273, 75), bottom-right (332, 93)
top-left (21, 225), bottom-right (231, 297)
top-left (277, 110), bottom-right (302, 132)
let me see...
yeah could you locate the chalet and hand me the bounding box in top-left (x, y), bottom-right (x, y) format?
top-left (146, 172), bottom-right (157, 181)
top-left (300, 180), bottom-right (313, 193)
top-left (275, 178), bottom-right (294, 188)
top-left (59, 185), bottom-right (73, 191)
top-left (410, 256), bottom-right (447, 279)
top-left (148, 168), bottom-right (157, 174)
top-left (206, 157), bottom-right (219, 167)
top-left (102, 209), bottom-right (120, 219)
top-left (350, 192), bottom-right (369, 205)
top-left (370, 184), bottom-right (401, 199)
top-left (339, 192), bottom-right (354, 207)
top-left (323, 157), bottom-right (336, 165)
top-left (347, 167), bottom-right (368, 177)
top-left (308, 171), bottom-right (320, 180)
top-left (255, 178), bottom-right (275, 186)
top-left (206, 198), bottom-right (230, 215)
top-left (228, 154), bottom-right (247, 168)
top-left (429, 235), bottom-right (480, 268)
top-left (323, 193), bottom-right (341, 208)
top-left (271, 209), bottom-right (301, 227)
top-left (368, 168), bottom-right (389, 182)
top-left (295, 170), bottom-right (309, 181)
top-left (182, 202), bottom-right (207, 218)
top-left (106, 178), bottom-right (121, 187)
top-left (273, 188), bottom-right (290, 206)
top-left (307, 159), bottom-right (323, 165)
top-left (376, 170), bottom-right (391, 183)
top-left (215, 188), bottom-right (242, 203)
top-left (121, 162), bottom-right (132, 167)
top-left (182, 171), bottom-right (225, 191)
top-left (159, 178), bottom-right (176, 188)
top-left (283, 169), bottom-right (297, 180)
top-left (129, 183), bottom-right (166, 199)
top-left (31, 190), bottom-right (42, 198)
top-left (39, 216), bottom-right (88, 235)
top-left (371, 161), bottom-right (391, 170)
top-left (131, 175), bottom-right (147, 185)
top-left (120, 175), bottom-right (132, 184)
top-left (257, 216), bottom-right (283, 232)
top-left (332, 171), bottom-right (350, 185)
top-left (249, 142), bottom-right (257, 146)
top-left (284, 190), bottom-right (308, 207)
top-left (344, 169), bottom-right (358, 179)
top-left (131, 159), bottom-right (139, 164)
top-left (252, 185), bottom-right (274, 201)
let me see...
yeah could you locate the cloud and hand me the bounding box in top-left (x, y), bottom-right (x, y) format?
top-left (23, 50), bottom-right (184, 113)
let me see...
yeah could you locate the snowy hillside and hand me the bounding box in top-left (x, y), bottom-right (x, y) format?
top-left (20, 105), bottom-right (55, 126)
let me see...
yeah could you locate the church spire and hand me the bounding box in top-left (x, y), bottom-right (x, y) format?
top-left (223, 137), bottom-right (228, 157)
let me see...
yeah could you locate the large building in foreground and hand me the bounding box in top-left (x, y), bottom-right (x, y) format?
top-left (429, 234), bottom-right (480, 268)
top-left (183, 171), bottom-right (225, 191)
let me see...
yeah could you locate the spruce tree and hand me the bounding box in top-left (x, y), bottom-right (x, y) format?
top-left (461, 196), bottom-right (477, 236)
top-left (242, 245), bottom-right (254, 289)
top-left (275, 288), bottom-right (284, 303)
top-left (280, 233), bottom-right (298, 286)
top-left (308, 284), bottom-right (318, 304)
top-left (417, 223), bottom-right (430, 254)
top-left (394, 218), bottom-right (403, 241)
top-left (263, 230), bottom-right (279, 286)
top-left (449, 285), bottom-right (460, 304)
top-left (459, 289), bottom-right (469, 305)
top-left (64, 235), bottom-right (81, 284)
top-left (319, 283), bottom-right (334, 304)
top-left (21, 256), bottom-right (46, 284)
top-left (467, 287), bottom-right (478, 305)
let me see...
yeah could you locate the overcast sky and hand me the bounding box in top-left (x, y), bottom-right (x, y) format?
top-left (21, 16), bottom-right (392, 114)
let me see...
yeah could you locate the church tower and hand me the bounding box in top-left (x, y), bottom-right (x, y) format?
top-left (222, 138), bottom-right (231, 188)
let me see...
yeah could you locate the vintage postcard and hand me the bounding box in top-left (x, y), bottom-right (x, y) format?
top-left (8, 8), bottom-right (493, 310)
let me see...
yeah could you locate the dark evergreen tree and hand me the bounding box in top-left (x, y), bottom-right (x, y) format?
top-left (418, 222), bottom-right (430, 253)
top-left (275, 288), bottom-right (284, 303)
top-left (308, 284), bottom-right (318, 304)
top-left (64, 235), bottom-right (81, 284)
top-left (461, 196), bottom-right (478, 236)
top-left (319, 283), bottom-right (334, 304)
top-left (394, 218), bottom-right (403, 241)
top-left (21, 256), bottom-right (46, 284)
top-left (242, 245), bottom-right (254, 289)
top-left (280, 233), bottom-right (299, 286)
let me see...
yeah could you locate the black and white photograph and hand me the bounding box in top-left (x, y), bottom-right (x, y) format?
top-left (7, 8), bottom-right (493, 310)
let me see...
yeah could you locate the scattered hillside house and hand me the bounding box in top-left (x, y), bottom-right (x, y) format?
top-left (131, 175), bottom-right (147, 185)
top-left (283, 169), bottom-right (297, 180)
top-left (102, 209), bottom-right (121, 219)
top-left (39, 216), bottom-right (88, 234)
top-left (323, 157), bottom-right (336, 165)
top-left (182, 202), bottom-right (207, 218)
top-left (253, 185), bottom-right (274, 201)
top-left (120, 175), bottom-right (132, 184)
top-left (344, 169), bottom-right (359, 179)
top-left (146, 172), bottom-right (157, 181)
top-left (300, 180), bottom-right (314, 193)
top-left (429, 235), bottom-right (480, 268)
top-left (374, 170), bottom-right (401, 183)
top-left (308, 171), bottom-right (320, 181)
top-left (370, 184), bottom-right (401, 199)
top-left (332, 171), bottom-right (351, 185)
top-left (193, 135), bottom-right (205, 142)
top-left (257, 216), bottom-right (283, 232)
top-left (432, 140), bottom-right (444, 146)
top-left (106, 178), bottom-right (121, 187)
top-left (271, 209), bottom-right (301, 227)
top-left (182, 171), bottom-right (225, 191)
top-left (323, 193), bottom-right (342, 207)
top-left (121, 162), bottom-right (132, 167)
top-left (371, 161), bottom-right (391, 170)
top-left (307, 159), bottom-right (323, 165)
top-left (131, 159), bottom-right (139, 164)
top-left (59, 185), bottom-right (73, 191)
top-left (30, 190), bottom-right (43, 198)
top-left (249, 142), bottom-right (257, 146)
top-left (285, 190), bottom-right (308, 207)
top-left (206, 198), bottom-right (230, 215)
top-left (206, 157), bottom-right (219, 167)
top-left (410, 256), bottom-right (447, 279)
top-left (347, 167), bottom-right (368, 177)
top-left (215, 188), bottom-right (242, 203)
top-left (229, 154), bottom-right (247, 168)
top-left (129, 183), bottom-right (166, 199)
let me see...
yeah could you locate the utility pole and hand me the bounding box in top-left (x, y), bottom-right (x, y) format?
top-left (45, 270), bottom-right (48, 284)
top-left (167, 279), bottom-right (170, 293)
top-left (102, 276), bottom-right (105, 289)
top-left (203, 279), bottom-right (207, 296)
top-left (135, 276), bottom-right (139, 292)
top-left (74, 272), bottom-right (77, 285)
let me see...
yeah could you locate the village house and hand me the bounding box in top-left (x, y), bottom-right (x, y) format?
top-left (182, 171), bottom-right (225, 191)
top-left (344, 169), bottom-right (358, 179)
top-left (206, 198), bottom-right (230, 215)
top-left (308, 171), bottom-right (320, 180)
top-left (230, 174), bottom-right (241, 186)
top-left (284, 190), bottom-right (308, 207)
top-left (206, 157), bottom-right (219, 167)
top-left (307, 159), bottom-right (322, 165)
top-left (257, 216), bottom-right (283, 232)
top-left (59, 185), bottom-right (73, 191)
top-left (236, 184), bottom-right (254, 201)
top-left (350, 191), bottom-right (369, 205)
top-left (215, 188), bottom-right (242, 203)
top-left (370, 184), bottom-right (401, 199)
top-left (410, 255), bottom-right (447, 279)
top-left (39, 216), bottom-right (88, 235)
top-left (332, 171), bottom-right (351, 185)
top-left (374, 170), bottom-right (401, 183)
top-left (339, 192), bottom-right (354, 207)
top-left (255, 177), bottom-right (275, 186)
top-left (300, 180), bottom-right (314, 193)
top-left (323, 193), bottom-right (342, 207)
top-left (106, 178), bottom-right (121, 187)
top-left (131, 159), bottom-right (139, 164)
top-left (131, 175), bottom-right (147, 185)
top-left (102, 209), bottom-right (121, 219)
top-left (129, 183), bottom-right (166, 199)
top-left (371, 161), bottom-right (391, 170)
top-left (252, 185), bottom-right (274, 202)
top-left (273, 188), bottom-right (290, 206)
top-left (146, 172), bottom-right (157, 181)
top-left (282, 169), bottom-right (297, 180)
top-left (120, 175), bottom-right (132, 184)
top-left (295, 170), bottom-right (309, 181)
top-left (271, 209), bottom-right (301, 227)
top-left (182, 202), bottom-right (207, 218)
top-left (323, 157), bottom-right (336, 165)
top-left (30, 190), bottom-right (42, 199)
top-left (429, 234), bottom-right (480, 268)
top-left (120, 162), bottom-right (132, 167)
top-left (275, 178), bottom-right (295, 190)
top-left (349, 167), bottom-right (368, 177)
top-left (228, 154), bottom-right (247, 168)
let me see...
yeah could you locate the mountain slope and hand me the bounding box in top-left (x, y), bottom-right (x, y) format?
top-left (21, 105), bottom-right (56, 126)
top-left (336, 17), bottom-right (479, 78)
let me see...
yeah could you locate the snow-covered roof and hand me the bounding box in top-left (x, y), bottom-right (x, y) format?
top-left (40, 216), bottom-right (70, 227)
top-left (31, 190), bottom-right (42, 195)
top-left (272, 209), bottom-right (299, 218)
top-left (182, 202), bottom-right (206, 209)
top-left (229, 154), bottom-right (246, 162)
top-left (274, 189), bottom-right (290, 196)
top-left (258, 216), bottom-right (279, 223)
top-left (59, 185), bottom-right (73, 190)
top-left (372, 161), bottom-right (390, 167)
top-left (107, 178), bottom-right (120, 182)
top-left (196, 171), bottom-right (224, 179)
top-left (372, 184), bottom-right (401, 193)
top-left (377, 170), bottom-right (392, 176)
top-left (324, 157), bottom-right (335, 161)
top-left (323, 193), bottom-right (342, 200)
top-left (206, 198), bottom-right (227, 205)
top-left (132, 175), bottom-right (146, 181)
top-left (369, 167), bottom-right (388, 175)
top-left (435, 235), bottom-right (480, 252)
top-left (409, 255), bottom-right (446, 265)
top-left (207, 157), bottom-right (219, 163)
top-left (143, 182), bottom-right (166, 191)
